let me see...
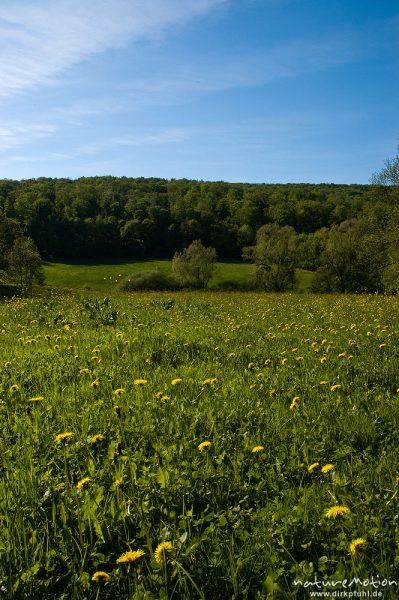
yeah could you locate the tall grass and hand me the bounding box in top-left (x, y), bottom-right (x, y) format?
top-left (0, 291), bottom-right (398, 598)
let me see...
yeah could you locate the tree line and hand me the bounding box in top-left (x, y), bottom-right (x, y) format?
top-left (0, 176), bottom-right (397, 261)
top-left (0, 148), bottom-right (398, 294)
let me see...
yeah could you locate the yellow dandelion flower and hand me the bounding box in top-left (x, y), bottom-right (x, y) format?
top-left (54, 432), bottom-right (74, 443)
top-left (90, 380), bottom-right (100, 389)
top-left (76, 477), bottom-right (91, 489)
top-left (116, 549), bottom-right (145, 564)
top-left (290, 396), bottom-right (300, 410)
top-left (324, 505), bottom-right (351, 519)
top-left (338, 352), bottom-right (346, 358)
top-left (161, 395), bottom-right (171, 401)
top-left (29, 396), bottom-right (44, 402)
top-left (320, 357), bottom-right (327, 364)
top-left (113, 388), bottom-right (125, 396)
top-left (248, 362), bottom-right (254, 370)
top-left (228, 352), bottom-right (236, 358)
top-left (251, 446), bottom-right (265, 453)
top-left (202, 378), bottom-right (217, 385)
top-left (308, 462), bottom-right (320, 473)
top-left (281, 358), bottom-right (288, 365)
top-left (171, 378), bottom-right (182, 385)
top-left (321, 464), bottom-right (335, 473)
top-left (256, 373), bottom-right (264, 380)
top-left (155, 391), bottom-right (164, 398)
top-left (154, 541), bottom-right (173, 564)
top-left (4, 361), bottom-right (11, 368)
top-left (134, 379), bottom-right (147, 386)
top-left (249, 384), bottom-right (257, 390)
top-left (90, 434), bottom-right (104, 444)
top-left (114, 479), bottom-right (123, 488)
top-left (330, 384), bottom-right (342, 392)
top-left (79, 368), bottom-right (89, 375)
top-left (349, 538), bottom-right (366, 557)
top-left (91, 571), bottom-right (110, 583)
top-left (378, 343), bottom-right (386, 349)
top-left (197, 441), bottom-right (212, 452)
top-left (9, 384), bottom-right (19, 393)
top-left (319, 380), bottom-right (328, 385)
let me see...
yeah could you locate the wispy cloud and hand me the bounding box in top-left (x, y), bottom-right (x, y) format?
top-left (0, 121), bottom-right (56, 151)
top-left (120, 31), bottom-right (362, 99)
top-left (77, 128), bottom-right (190, 156)
top-left (0, 0), bottom-right (228, 98)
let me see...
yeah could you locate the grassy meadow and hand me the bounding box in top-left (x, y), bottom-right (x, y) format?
top-left (42, 260), bottom-right (314, 292)
top-left (1, 290), bottom-right (399, 598)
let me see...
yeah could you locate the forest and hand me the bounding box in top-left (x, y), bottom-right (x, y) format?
top-left (0, 176), bottom-right (398, 292)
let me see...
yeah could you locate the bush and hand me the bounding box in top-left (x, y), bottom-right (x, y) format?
top-left (117, 270), bottom-right (181, 291)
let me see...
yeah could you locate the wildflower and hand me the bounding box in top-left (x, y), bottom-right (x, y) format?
top-left (202, 378), bottom-right (217, 385)
top-left (161, 395), bottom-right (171, 401)
top-left (91, 571), bottom-right (110, 583)
top-left (134, 379), bottom-right (147, 386)
top-left (90, 380), bottom-right (100, 389)
top-left (330, 384), bottom-right (342, 392)
top-left (197, 441), bottom-right (212, 452)
top-left (320, 357), bottom-right (327, 364)
top-left (308, 462), bottom-right (320, 473)
top-left (76, 477), bottom-right (91, 489)
top-left (290, 396), bottom-right (300, 410)
top-left (113, 388), bottom-right (125, 396)
top-left (4, 361), bottom-right (11, 368)
top-left (319, 380), bottom-right (328, 385)
top-left (321, 464), bottom-right (335, 473)
top-left (90, 434), bottom-right (104, 444)
top-left (349, 538), bottom-right (366, 557)
top-left (324, 505), bottom-right (351, 519)
top-left (154, 541), bottom-right (173, 564)
top-left (155, 391), bottom-right (164, 398)
top-left (79, 368), bottom-right (89, 375)
top-left (114, 479), bottom-right (123, 488)
top-left (29, 396), bottom-right (44, 402)
top-left (171, 378), bottom-right (182, 385)
top-left (256, 373), bottom-right (264, 380)
top-left (378, 343), bottom-right (386, 349)
top-left (251, 446), bottom-right (265, 453)
top-left (9, 384), bottom-right (19, 393)
top-left (116, 331), bottom-right (123, 338)
top-left (281, 358), bottom-right (288, 365)
top-left (249, 384), bottom-right (256, 390)
top-left (54, 432), bottom-right (74, 443)
top-left (228, 352), bottom-right (236, 358)
top-left (248, 362), bottom-right (254, 370)
top-left (113, 405), bottom-right (121, 417)
top-left (116, 549), bottom-right (145, 564)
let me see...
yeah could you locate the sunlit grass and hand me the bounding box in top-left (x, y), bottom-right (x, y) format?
top-left (0, 291), bottom-right (398, 598)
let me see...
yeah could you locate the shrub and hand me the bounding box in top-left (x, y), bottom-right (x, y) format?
top-left (117, 270), bottom-right (181, 291)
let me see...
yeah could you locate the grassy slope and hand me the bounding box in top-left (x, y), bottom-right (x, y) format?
top-left (43, 260), bottom-right (314, 291)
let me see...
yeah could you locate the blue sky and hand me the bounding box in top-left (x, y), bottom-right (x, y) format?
top-left (0, 0), bottom-right (397, 183)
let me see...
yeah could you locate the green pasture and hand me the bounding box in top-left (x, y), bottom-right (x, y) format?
top-left (0, 291), bottom-right (398, 598)
top-left (42, 260), bottom-right (313, 291)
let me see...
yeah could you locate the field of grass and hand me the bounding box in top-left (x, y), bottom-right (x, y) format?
top-left (42, 260), bottom-right (313, 292)
top-left (1, 291), bottom-right (399, 599)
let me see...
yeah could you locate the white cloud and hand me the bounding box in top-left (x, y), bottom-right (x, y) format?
top-left (0, 121), bottom-right (56, 151)
top-left (0, 0), bottom-right (228, 97)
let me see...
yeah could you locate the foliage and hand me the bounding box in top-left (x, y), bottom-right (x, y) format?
top-left (118, 270), bottom-right (181, 291)
top-left (371, 143), bottom-right (399, 186)
top-left (245, 223), bottom-right (297, 291)
top-left (1, 291), bottom-right (399, 598)
top-left (7, 236), bottom-right (44, 294)
top-left (0, 177), bottom-right (381, 261)
top-left (312, 219), bottom-right (387, 293)
top-left (172, 240), bottom-right (217, 288)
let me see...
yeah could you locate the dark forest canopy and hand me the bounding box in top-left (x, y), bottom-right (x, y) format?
top-left (0, 176), bottom-right (397, 260)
